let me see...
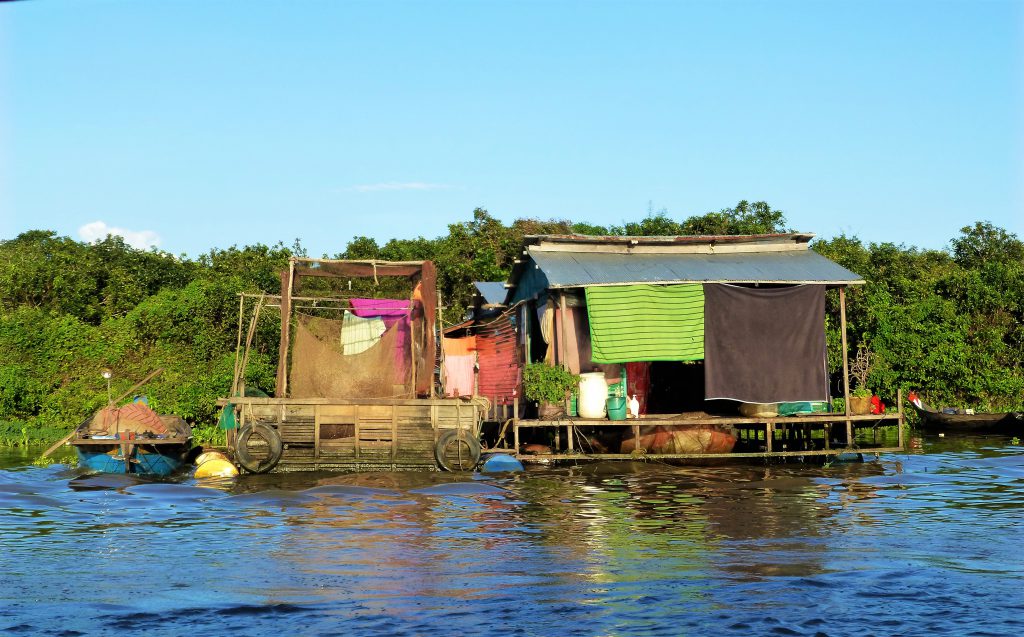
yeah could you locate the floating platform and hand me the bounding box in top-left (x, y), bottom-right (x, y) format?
top-left (220, 396), bottom-right (485, 472)
top-left (500, 411), bottom-right (905, 463)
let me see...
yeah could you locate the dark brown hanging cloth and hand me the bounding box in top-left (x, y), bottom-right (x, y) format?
top-left (704, 284), bottom-right (827, 404)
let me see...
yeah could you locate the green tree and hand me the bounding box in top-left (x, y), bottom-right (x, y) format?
top-left (681, 200), bottom-right (789, 235)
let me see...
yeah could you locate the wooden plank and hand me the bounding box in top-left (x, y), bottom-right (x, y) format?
top-left (392, 405), bottom-right (399, 462)
top-left (219, 396), bottom-right (486, 407)
top-left (275, 262), bottom-right (294, 397)
top-left (396, 405), bottom-right (427, 419)
top-left (354, 404), bottom-right (360, 460)
top-left (284, 405), bottom-right (315, 419)
top-left (358, 405), bottom-right (394, 419)
top-left (513, 398), bottom-right (519, 451)
top-left (318, 447), bottom-right (356, 455)
top-left (319, 439), bottom-right (356, 447)
top-left (319, 405), bottom-right (358, 419)
top-left (314, 405), bottom-right (321, 468)
top-left (840, 287), bottom-right (853, 445)
top-left (897, 392), bottom-right (905, 449)
top-left (513, 414), bottom-right (900, 427)
top-left (249, 405), bottom-right (280, 419)
top-left (232, 294), bottom-right (245, 396)
top-left (279, 422), bottom-right (314, 431)
top-left (517, 447), bottom-right (904, 461)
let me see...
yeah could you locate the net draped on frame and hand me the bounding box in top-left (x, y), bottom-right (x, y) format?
top-left (289, 313), bottom-right (412, 399)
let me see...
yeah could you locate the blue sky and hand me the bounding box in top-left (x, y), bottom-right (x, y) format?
top-left (2, 0), bottom-right (1021, 256)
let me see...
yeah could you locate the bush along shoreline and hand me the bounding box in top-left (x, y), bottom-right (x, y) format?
top-left (2, 206), bottom-right (1021, 446)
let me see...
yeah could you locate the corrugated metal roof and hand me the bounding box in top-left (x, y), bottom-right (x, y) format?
top-left (528, 248), bottom-right (864, 287)
top-left (474, 281), bottom-right (508, 306)
top-left (524, 232), bottom-right (815, 247)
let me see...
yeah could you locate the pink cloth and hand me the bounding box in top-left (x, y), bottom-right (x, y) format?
top-left (350, 298), bottom-right (413, 381)
top-left (444, 354), bottom-right (476, 397)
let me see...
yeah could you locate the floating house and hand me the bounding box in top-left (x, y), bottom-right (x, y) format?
top-left (465, 233), bottom-right (904, 461)
top-left (220, 233), bottom-right (904, 473)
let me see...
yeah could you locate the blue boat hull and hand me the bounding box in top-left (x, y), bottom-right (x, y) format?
top-left (75, 445), bottom-right (190, 477)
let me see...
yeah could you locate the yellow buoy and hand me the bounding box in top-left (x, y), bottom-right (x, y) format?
top-left (194, 457), bottom-right (239, 478)
top-left (195, 450), bottom-right (229, 466)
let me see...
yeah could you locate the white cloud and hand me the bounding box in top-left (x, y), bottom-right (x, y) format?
top-left (345, 182), bottom-right (454, 193)
top-left (78, 221), bottom-right (162, 250)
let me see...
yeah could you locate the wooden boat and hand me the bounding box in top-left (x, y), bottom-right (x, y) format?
top-left (908, 393), bottom-right (1023, 434)
top-left (620, 424), bottom-right (737, 455)
top-left (71, 402), bottom-right (193, 476)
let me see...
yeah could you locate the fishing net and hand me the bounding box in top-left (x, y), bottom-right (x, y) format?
top-left (289, 313), bottom-right (412, 399)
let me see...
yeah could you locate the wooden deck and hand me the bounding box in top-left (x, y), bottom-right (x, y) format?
top-left (498, 411), bottom-right (905, 462)
top-left (220, 396), bottom-right (484, 472)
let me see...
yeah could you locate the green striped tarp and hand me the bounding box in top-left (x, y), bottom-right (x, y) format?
top-left (585, 284), bottom-right (704, 363)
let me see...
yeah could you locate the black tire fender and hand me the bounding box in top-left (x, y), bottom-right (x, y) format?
top-left (235, 422), bottom-right (283, 474)
top-left (434, 428), bottom-right (481, 472)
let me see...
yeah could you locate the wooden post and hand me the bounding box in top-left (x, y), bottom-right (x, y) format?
top-left (410, 319), bottom-right (418, 398)
top-left (314, 405), bottom-right (321, 470)
top-left (766, 421), bottom-right (774, 453)
top-left (558, 292), bottom-right (568, 367)
top-left (436, 291), bottom-right (444, 399)
top-left (238, 294), bottom-right (264, 396)
top-left (354, 404), bottom-right (361, 460)
top-left (513, 398), bottom-right (520, 453)
top-left (897, 389), bottom-right (905, 449)
top-left (521, 305), bottom-right (531, 364)
top-left (391, 406), bottom-right (398, 464)
top-left (275, 260), bottom-right (295, 397)
top-left (840, 286), bottom-right (853, 445)
top-left (232, 294), bottom-right (245, 396)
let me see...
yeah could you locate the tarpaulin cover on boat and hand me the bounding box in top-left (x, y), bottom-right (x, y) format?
top-left (584, 284), bottom-right (705, 364)
top-left (704, 284), bottom-right (827, 403)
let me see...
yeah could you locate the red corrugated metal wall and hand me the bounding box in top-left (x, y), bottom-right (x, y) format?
top-left (475, 314), bottom-right (519, 406)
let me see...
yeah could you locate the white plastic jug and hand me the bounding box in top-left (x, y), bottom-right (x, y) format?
top-left (578, 372), bottom-right (608, 419)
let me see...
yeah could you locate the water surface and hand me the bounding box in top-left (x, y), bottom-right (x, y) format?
top-left (2, 436), bottom-right (1022, 636)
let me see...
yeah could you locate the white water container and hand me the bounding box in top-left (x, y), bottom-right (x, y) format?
top-left (578, 372), bottom-right (609, 419)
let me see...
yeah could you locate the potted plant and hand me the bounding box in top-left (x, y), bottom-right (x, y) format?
top-left (848, 345), bottom-right (874, 415)
top-left (522, 363), bottom-right (579, 420)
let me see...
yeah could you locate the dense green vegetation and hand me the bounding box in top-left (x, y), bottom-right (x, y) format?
top-left (2, 203), bottom-right (1021, 445)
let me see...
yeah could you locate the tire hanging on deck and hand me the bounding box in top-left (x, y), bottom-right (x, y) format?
top-left (434, 429), bottom-right (481, 472)
top-left (235, 422), bottom-right (283, 474)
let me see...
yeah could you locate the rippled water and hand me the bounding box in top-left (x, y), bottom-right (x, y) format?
top-left (2, 435), bottom-right (1023, 636)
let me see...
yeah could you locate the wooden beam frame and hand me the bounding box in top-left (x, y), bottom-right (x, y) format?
top-left (274, 259), bottom-right (295, 397)
top-left (840, 286), bottom-right (852, 445)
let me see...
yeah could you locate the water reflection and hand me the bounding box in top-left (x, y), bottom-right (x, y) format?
top-left (1, 436), bottom-right (1023, 636)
